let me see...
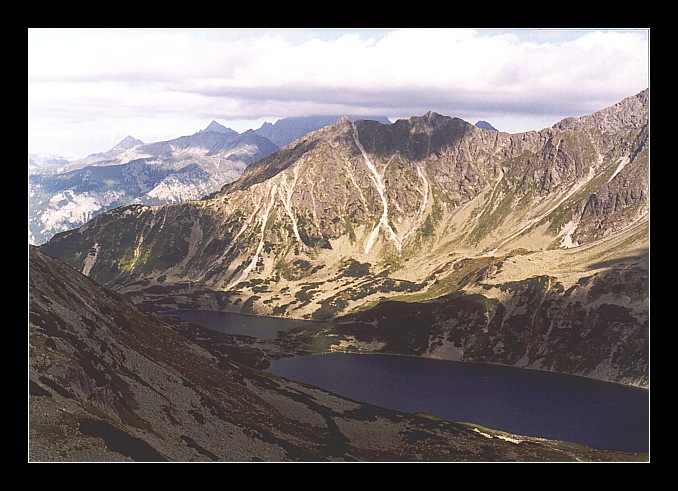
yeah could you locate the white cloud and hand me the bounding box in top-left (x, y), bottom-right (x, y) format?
top-left (28, 28), bottom-right (649, 159)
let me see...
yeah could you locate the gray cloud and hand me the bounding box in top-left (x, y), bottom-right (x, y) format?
top-left (28, 28), bottom-right (649, 158)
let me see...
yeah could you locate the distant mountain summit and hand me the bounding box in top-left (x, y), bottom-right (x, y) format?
top-left (255, 115), bottom-right (392, 148)
top-left (475, 121), bottom-right (498, 131)
top-left (200, 120), bottom-right (237, 135)
top-left (113, 135), bottom-right (145, 150)
top-left (73, 136), bottom-right (145, 167)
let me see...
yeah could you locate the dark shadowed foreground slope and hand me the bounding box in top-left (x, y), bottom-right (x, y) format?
top-left (28, 246), bottom-right (646, 462)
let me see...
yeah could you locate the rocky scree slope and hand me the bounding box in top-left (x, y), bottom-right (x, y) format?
top-left (30, 246), bottom-right (648, 462)
top-left (39, 90), bottom-right (649, 386)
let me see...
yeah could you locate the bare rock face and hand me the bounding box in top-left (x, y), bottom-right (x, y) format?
top-left (39, 90), bottom-right (649, 386)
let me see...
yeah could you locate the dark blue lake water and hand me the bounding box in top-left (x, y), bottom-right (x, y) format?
top-left (160, 310), bottom-right (649, 454)
top-left (268, 353), bottom-right (649, 454)
top-left (158, 309), bottom-right (320, 339)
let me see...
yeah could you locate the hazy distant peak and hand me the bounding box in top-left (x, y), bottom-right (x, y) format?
top-left (475, 121), bottom-right (499, 131)
top-left (114, 135), bottom-right (144, 150)
top-left (79, 135), bottom-right (143, 162)
top-left (28, 152), bottom-right (71, 168)
top-left (201, 121), bottom-right (237, 135)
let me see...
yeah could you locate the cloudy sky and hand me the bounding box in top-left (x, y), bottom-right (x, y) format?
top-left (28, 28), bottom-right (649, 160)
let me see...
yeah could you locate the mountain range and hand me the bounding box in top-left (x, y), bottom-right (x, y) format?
top-left (29, 116), bottom-right (392, 245)
top-left (39, 89), bottom-right (649, 388)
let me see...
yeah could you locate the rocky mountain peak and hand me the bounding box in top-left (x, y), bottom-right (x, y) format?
top-left (201, 120), bottom-right (237, 135)
top-left (553, 88), bottom-right (648, 133)
top-left (419, 111), bottom-right (452, 125)
top-left (110, 136), bottom-right (144, 154)
top-left (475, 121), bottom-right (498, 131)
top-left (118, 135), bottom-right (143, 146)
top-left (77, 136), bottom-right (144, 163)
top-left (399, 112), bottom-right (471, 136)
top-left (423, 110), bottom-right (444, 119)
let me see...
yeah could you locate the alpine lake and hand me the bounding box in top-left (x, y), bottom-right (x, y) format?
top-left (159, 309), bottom-right (649, 454)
